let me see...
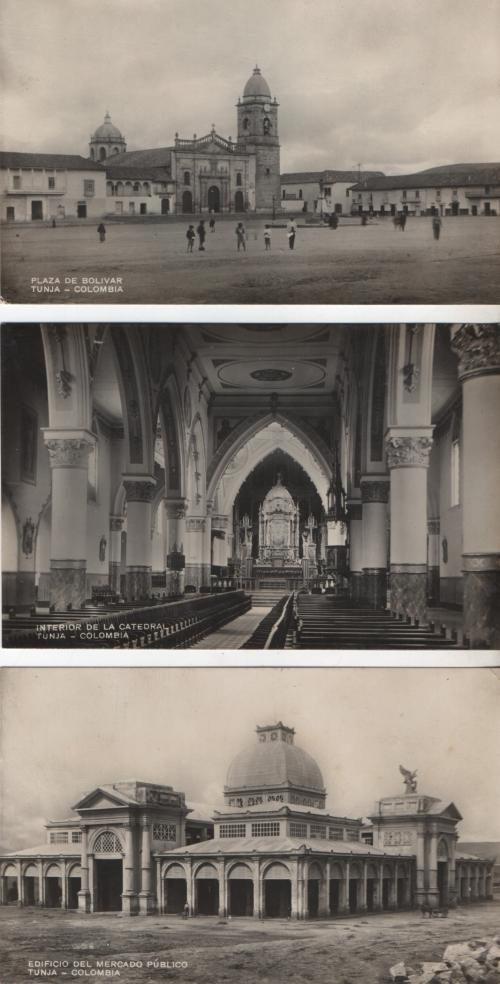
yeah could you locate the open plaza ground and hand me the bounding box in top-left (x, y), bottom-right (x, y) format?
top-left (2, 216), bottom-right (499, 304)
top-left (1, 902), bottom-right (499, 984)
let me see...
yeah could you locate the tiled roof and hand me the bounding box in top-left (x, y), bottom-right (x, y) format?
top-left (108, 148), bottom-right (173, 168)
top-left (281, 170), bottom-right (384, 184)
top-left (350, 162), bottom-right (500, 191)
top-left (2, 843), bottom-right (81, 858)
top-left (164, 835), bottom-right (411, 858)
top-left (0, 152), bottom-right (104, 171)
top-left (105, 165), bottom-right (172, 181)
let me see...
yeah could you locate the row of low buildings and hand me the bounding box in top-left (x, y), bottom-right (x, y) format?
top-left (0, 722), bottom-right (495, 918)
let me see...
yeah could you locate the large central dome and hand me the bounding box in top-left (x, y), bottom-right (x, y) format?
top-left (226, 722), bottom-right (325, 795)
top-left (243, 66), bottom-right (272, 101)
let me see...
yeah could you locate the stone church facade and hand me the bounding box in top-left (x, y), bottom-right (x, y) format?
top-left (0, 723), bottom-right (494, 917)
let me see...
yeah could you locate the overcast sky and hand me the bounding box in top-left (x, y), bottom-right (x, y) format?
top-left (1, 667), bottom-right (499, 853)
top-left (1, 0), bottom-right (499, 173)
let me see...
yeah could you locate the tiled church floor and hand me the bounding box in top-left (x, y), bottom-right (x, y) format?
top-left (193, 606), bottom-right (272, 649)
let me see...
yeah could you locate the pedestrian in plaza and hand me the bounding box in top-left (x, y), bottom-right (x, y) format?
top-left (209, 209), bottom-right (216, 233)
top-left (236, 221), bottom-right (246, 251)
top-left (264, 224), bottom-right (272, 250)
top-left (196, 219), bottom-right (206, 250)
top-left (186, 224), bottom-right (195, 252)
top-left (183, 902), bottom-right (189, 919)
top-left (432, 213), bottom-right (442, 240)
top-left (97, 222), bottom-right (106, 243)
top-left (287, 217), bottom-right (297, 249)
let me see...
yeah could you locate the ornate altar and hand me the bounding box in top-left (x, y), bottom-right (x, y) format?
top-left (257, 474), bottom-right (300, 566)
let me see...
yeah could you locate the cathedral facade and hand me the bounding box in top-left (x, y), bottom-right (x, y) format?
top-left (0, 722), bottom-right (494, 917)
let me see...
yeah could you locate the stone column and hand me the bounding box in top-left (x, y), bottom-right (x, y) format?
top-left (109, 516), bottom-right (124, 594)
top-left (16, 860), bottom-right (23, 906)
top-left (290, 860), bottom-right (299, 919)
top-left (121, 826), bottom-right (138, 916)
top-left (451, 324), bottom-right (500, 647)
top-left (138, 817), bottom-right (155, 914)
top-left (415, 829), bottom-right (426, 905)
top-left (252, 859), bottom-right (261, 918)
top-left (122, 478), bottom-right (156, 601)
top-left (61, 861), bottom-right (67, 910)
top-left (78, 827), bottom-right (91, 913)
top-left (165, 498), bottom-right (187, 596)
top-left (339, 862), bottom-right (350, 915)
top-left (348, 501), bottom-right (364, 602)
top-left (318, 868), bottom-right (329, 918)
top-left (428, 831), bottom-right (439, 908)
top-left (184, 517), bottom-right (206, 589)
top-left (37, 860), bottom-right (44, 907)
top-left (186, 861), bottom-right (194, 915)
top-left (385, 432), bottom-right (433, 622)
top-left (360, 478), bottom-right (389, 608)
top-left (427, 518), bottom-right (440, 605)
top-left (217, 859), bottom-right (226, 917)
top-left (43, 430), bottom-right (95, 610)
top-left (155, 858), bottom-right (162, 913)
top-left (358, 862), bottom-right (368, 912)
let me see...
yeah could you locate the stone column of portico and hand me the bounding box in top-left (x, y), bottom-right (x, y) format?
top-left (339, 862), bottom-right (350, 915)
top-left (325, 860), bottom-right (331, 916)
top-left (186, 860), bottom-right (194, 915)
top-left (77, 827), bottom-right (91, 912)
top-left (385, 432), bottom-right (433, 623)
top-left (138, 817), bottom-right (155, 914)
top-left (389, 863), bottom-right (398, 910)
top-left (290, 860), bottom-right (299, 919)
top-left (37, 860), bottom-right (44, 906)
top-left (317, 867), bottom-right (329, 918)
top-left (109, 516), bottom-right (124, 594)
top-left (360, 478), bottom-right (389, 608)
top-left (43, 430), bottom-right (95, 610)
top-left (427, 830), bottom-right (439, 908)
top-left (451, 325), bottom-right (500, 647)
top-left (217, 859), bottom-right (226, 917)
top-left (155, 859), bottom-right (162, 913)
top-left (347, 501), bottom-right (364, 602)
top-left (16, 860), bottom-right (23, 906)
top-left (60, 862), bottom-right (67, 909)
top-left (165, 499), bottom-right (187, 596)
top-left (122, 478), bottom-right (156, 601)
top-left (251, 859), bottom-right (261, 918)
top-left (121, 826), bottom-right (138, 916)
top-left (375, 865), bottom-right (384, 911)
top-left (358, 862), bottom-right (368, 913)
top-left (427, 518), bottom-right (440, 606)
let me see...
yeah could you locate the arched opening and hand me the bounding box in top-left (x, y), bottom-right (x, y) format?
top-left (161, 198), bottom-right (170, 214)
top-left (164, 864), bottom-right (187, 913)
top-left (228, 864), bottom-right (253, 916)
top-left (366, 863), bottom-right (378, 911)
top-left (45, 863), bottom-right (62, 908)
top-left (67, 864), bottom-right (82, 909)
top-left (93, 832), bottom-right (123, 912)
top-left (349, 862), bottom-right (361, 913)
top-left (195, 864), bottom-right (219, 915)
top-left (99, 147), bottom-right (106, 162)
top-left (234, 190), bottom-right (245, 212)
top-left (207, 186), bottom-right (220, 213)
top-left (23, 864), bottom-right (39, 905)
top-left (382, 863), bottom-right (392, 909)
top-left (329, 862), bottom-right (343, 913)
top-left (2, 865), bottom-right (18, 903)
top-left (307, 863), bottom-right (322, 917)
top-left (437, 840), bottom-right (449, 907)
top-left (182, 190), bottom-right (193, 213)
top-left (263, 863), bottom-right (291, 918)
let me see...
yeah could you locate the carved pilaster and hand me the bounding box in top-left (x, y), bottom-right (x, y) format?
top-left (165, 498), bottom-right (187, 520)
top-left (451, 324), bottom-right (500, 380)
top-left (45, 437), bottom-right (94, 468)
top-left (385, 435), bottom-right (433, 469)
top-left (360, 479), bottom-right (389, 503)
top-left (123, 479), bottom-right (156, 503)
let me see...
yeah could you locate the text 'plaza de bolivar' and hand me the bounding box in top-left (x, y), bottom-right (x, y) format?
top-left (0, 723), bottom-right (494, 918)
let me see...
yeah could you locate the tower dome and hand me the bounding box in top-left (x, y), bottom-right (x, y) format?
top-left (88, 113), bottom-right (126, 162)
top-left (242, 66), bottom-right (272, 102)
top-left (225, 723), bottom-right (326, 806)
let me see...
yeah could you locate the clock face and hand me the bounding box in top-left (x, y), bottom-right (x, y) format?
top-left (263, 103), bottom-right (271, 112)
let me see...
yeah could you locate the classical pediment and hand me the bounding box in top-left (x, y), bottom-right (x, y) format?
top-left (72, 787), bottom-right (132, 811)
top-left (438, 802), bottom-right (463, 821)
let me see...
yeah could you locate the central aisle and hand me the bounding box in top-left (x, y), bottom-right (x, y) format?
top-left (192, 606), bottom-right (272, 649)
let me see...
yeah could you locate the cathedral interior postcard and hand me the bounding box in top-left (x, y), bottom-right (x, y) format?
top-left (1, 321), bottom-right (500, 652)
top-left (0, 666), bottom-right (499, 984)
top-left (0, 0), bottom-right (499, 304)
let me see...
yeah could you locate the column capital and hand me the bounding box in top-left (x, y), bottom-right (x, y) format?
top-left (385, 433), bottom-right (433, 469)
top-left (451, 324), bottom-right (500, 380)
top-left (110, 515), bottom-right (124, 532)
top-left (164, 497), bottom-right (188, 519)
top-left (43, 429), bottom-right (95, 468)
top-left (185, 517), bottom-right (206, 532)
top-left (360, 477), bottom-right (389, 503)
top-left (123, 476), bottom-right (156, 502)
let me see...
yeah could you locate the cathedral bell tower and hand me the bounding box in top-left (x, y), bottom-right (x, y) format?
top-left (237, 66), bottom-right (280, 212)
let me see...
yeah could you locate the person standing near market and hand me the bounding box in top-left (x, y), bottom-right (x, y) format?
top-left (287, 217), bottom-right (297, 250)
top-left (236, 221), bottom-right (247, 251)
top-left (97, 222), bottom-right (106, 243)
top-left (197, 219), bottom-right (206, 250)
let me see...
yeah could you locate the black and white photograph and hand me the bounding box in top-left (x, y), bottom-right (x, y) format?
top-left (1, 0), bottom-right (499, 304)
top-left (2, 322), bottom-right (500, 650)
top-left (0, 667), bottom-right (499, 983)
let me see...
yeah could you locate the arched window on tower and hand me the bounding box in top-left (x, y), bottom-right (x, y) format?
top-left (298, 189), bottom-right (303, 200)
top-left (263, 117), bottom-right (271, 134)
top-left (90, 147), bottom-right (95, 160)
top-left (184, 171), bottom-right (191, 186)
top-left (99, 147), bottom-right (106, 162)
top-left (236, 172), bottom-right (242, 187)
top-left (242, 117), bottom-right (250, 132)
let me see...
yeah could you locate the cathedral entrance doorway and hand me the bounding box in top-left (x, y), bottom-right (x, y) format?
top-left (182, 190), bottom-right (193, 213)
top-left (95, 860), bottom-right (123, 912)
top-left (207, 186), bottom-right (220, 213)
top-left (234, 190), bottom-right (244, 212)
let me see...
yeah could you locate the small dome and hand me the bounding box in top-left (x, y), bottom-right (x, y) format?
top-left (243, 66), bottom-right (272, 101)
top-left (226, 725), bottom-right (325, 794)
top-left (92, 112), bottom-right (124, 142)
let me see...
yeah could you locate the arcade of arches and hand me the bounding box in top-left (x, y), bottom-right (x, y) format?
top-left (0, 722), bottom-right (493, 917)
top-left (1, 323), bottom-right (500, 647)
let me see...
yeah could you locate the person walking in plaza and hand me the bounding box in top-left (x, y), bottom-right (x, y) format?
top-left (236, 221), bottom-right (246, 251)
top-left (186, 224), bottom-right (195, 252)
top-left (97, 222), bottom-right (106, 243)
top-left (264, 224), bottom-right (272, 250)
top-left (209, 209), bottom-right (216, 233)
top-left (196, 219), bottom-right (206, 250)
top-left (432, 213), bottom-right (442, 240)
top-left (287, 217), bottom-right (297, 250)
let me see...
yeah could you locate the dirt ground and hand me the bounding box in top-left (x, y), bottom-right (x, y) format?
top-left (2, 216), bottom-right (499, 304)
top-left (1, 902), bottom-right (499, 984)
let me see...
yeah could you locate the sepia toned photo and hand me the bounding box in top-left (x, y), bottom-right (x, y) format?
top-left (1, 0), bottom-right (499, 304)
top-left (2, 322), bottom-right (500, 650)
top-left (0, 666), bottom-right (499, 983)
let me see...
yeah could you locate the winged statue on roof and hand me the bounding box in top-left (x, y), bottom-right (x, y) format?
top-left (399, 765), bottom-right (418, 793)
